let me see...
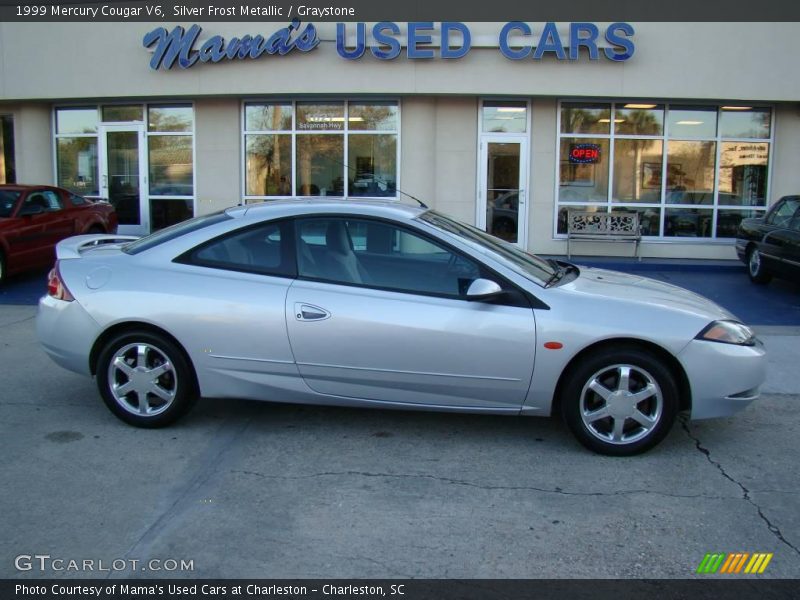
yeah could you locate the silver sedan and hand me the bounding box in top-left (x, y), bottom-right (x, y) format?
top-left (36, 201), bottom-right (766, 455)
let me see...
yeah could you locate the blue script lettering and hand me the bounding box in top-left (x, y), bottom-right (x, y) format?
top-left (143, 19), bottom-right (320, 70)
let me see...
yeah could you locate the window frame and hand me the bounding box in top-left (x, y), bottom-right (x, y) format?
top-left (292, 214), bottom-right (532, 308)
top-left (241, 99), bottom-right (401, 204)
top-left (554, 100), bottom-right (775, 242)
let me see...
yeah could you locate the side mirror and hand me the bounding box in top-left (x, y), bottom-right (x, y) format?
top-left (466, 278), bottom-right (503, 300)
top-left (19, 204), bottom-right (45, 217)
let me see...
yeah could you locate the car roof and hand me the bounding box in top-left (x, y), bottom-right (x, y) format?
top-left (226, 198), bottom-right (428, 221)
top-left (0, 184), bottom-right (61, 193)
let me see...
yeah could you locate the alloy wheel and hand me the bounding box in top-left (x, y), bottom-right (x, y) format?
top-left (107, 342), bottom-right (177, 417)
top-left (579, 364), bottom-right (663, 445)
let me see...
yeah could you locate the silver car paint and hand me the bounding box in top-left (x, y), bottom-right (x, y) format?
top-left (37, 200), bottom-right (766, 420)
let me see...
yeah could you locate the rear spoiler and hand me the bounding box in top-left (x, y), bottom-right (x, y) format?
top-left (56, 234), bottom-right (140, 260)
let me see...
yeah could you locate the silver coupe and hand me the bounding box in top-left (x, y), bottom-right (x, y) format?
top-left (36, 201), bottom-right (766, 455)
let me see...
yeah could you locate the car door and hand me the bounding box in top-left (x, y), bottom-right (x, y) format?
top-left (285, 216), bottom-right (536, 410)
top-left (6, 190), bottom-right (52, 268)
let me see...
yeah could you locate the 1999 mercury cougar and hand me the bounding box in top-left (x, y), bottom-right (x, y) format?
top-left (36, 200), bottom-right (767, 455)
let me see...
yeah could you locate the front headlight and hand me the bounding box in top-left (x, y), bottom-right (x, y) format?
top-left (696, 320), bottom-right (756, 346)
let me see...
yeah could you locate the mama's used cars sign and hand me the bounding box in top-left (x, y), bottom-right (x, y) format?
top-left (143, 20), bottom-right (635, 70)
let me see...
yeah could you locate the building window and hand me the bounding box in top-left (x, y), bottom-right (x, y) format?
top-left (557, 102), bottom-right (772, 239)
top-left (55, 104), bottom-right (196, 232)
top-left (147, 105), bottom-right (195, 230)
top-left (243, 100), bottom-right (399, 202)
top-left (55, 107), bottom-right (99, 196)
top-left (0, 116), bottom-right (16, 184)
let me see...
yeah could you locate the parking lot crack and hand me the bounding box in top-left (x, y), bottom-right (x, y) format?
top-left (680, 417), bottom-right (800, 556)
top-left (232, 469), bottom-right (729, 501)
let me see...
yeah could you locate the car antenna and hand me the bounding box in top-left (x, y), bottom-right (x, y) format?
top-left (327, 157), bottom-right (429, 209)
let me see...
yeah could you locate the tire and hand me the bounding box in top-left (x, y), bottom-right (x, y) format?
top-left (561, 347), bottom-right (679, 456)
top-left (96, 330), bottom-right (198, 428)
top-left (747, 246), bottom-right (772, 284)
top-left (87, 224), bottom-right (105, 235)
top-left (0, 248), bottom-right (6, 286)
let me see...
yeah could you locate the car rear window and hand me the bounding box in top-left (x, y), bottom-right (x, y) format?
top-left (124, 211), bottom-right (232, 255)
top-left (0, 190), bottom-right (21, 217)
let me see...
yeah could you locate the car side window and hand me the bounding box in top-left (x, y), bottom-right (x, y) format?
top-left (185, 220), bottom-right (296, 278)
top-left (23, 191), bottom-right (63, 213)
top-left (767, 198), bottom-right (800, 228)
top-left (295, 216), bottom-right (487, 298)
top-left (69, 193), bottom-right (87, 206)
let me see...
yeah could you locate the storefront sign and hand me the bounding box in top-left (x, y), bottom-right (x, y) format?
top-left (143, 20), bottom-right (635, 70)
top-left (569, 143), bottom-right (601, 164)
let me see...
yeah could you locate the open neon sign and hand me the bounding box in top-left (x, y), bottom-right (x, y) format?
top-left (569, 143), bottom-right (601, 164)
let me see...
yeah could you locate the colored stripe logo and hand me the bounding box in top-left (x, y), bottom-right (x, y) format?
top-left (696, 552), bottom-right (773, 574)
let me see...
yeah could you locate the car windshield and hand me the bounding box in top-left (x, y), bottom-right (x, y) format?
top-left (0, 190), bottom-right (21, 218)
top-left (123, 211), bottom-right (232, 255)
top-left (417, 210), bottom-right (557, 285)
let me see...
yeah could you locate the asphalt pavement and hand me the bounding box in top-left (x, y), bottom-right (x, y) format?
top-left (1, 278), bottom-right (799, 578)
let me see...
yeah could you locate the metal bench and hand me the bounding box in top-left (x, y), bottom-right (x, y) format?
top-left (567, 211), bottom-right (642, 261)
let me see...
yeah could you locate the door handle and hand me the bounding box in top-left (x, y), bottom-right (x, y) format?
top-left (294, 303), bottom-right (331, 321)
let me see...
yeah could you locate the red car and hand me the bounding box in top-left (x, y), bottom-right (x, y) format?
top-left (0, 184), bottom-right (118, 284)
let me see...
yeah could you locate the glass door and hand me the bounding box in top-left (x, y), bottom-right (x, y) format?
top-left (478, 137), bottom-right (528, 245)
top-left (99, 124), bottom-right (147, 235)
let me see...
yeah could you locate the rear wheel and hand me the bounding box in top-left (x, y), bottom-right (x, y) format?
top-left (0, 249), bottom-right (5, 285)
top-left (96, 330), bottom-right (198, 427)
top-left (561, 347), bottom-right (679, 456)
top-left (87, 224), bottom-right (105, 235)
top-left (747, 246), bottom-right (772, 284)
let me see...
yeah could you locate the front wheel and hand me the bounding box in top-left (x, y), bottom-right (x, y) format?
top-left (561, 348), bottom-right (679, 456)
top-left (96, 330), bottom-right (197, 427)
top-left (747, 246), bottom-right (772, 284)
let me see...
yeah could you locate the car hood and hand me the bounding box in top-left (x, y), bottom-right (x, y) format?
top-left (562, 267), bottom-right (738, 322)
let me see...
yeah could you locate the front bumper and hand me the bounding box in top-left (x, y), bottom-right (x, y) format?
top-left (735, 239), bottom-right (748, 263)
top-left (679, 337), bottom-right (767, 419)
top-left (36, 295), bottom-right (101, 376)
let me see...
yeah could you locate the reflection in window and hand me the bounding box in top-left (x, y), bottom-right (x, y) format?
top-left (102, 105), bottom-right (144, 122)
top-left (613, 139), bottom-right (663, 203)
top-left (558, 138), bottom-right (609, 203)
top-left (556, 101), bottom-right (773, 240)
top-left (482, 101), bottom-right (527, 133)
top-left (150, 198), bottom-right (193, 231)
top-left (243, 101), bottom-right (399, 201)
top-left (297, 103), bottom-right (345, 131)
top-left (57, 137), bottom-right (98, 195)
top-left (149, 135), bottom-right (193, 196)
top-left (716, 209), bottom-right (761, 238)
top-left (56, 108), bottom-right (98, 134)
top-left (720, 107), bottom-right (770, 139)
top-left (245, 103), bottom-right (292, 131)
top-left (246, 135), bottom-right (292, 196)
top-left (148, 105), bottom-right (193, 132)
top-left (666, 141), bottom-right (716, 204)
top-left (718, 142), bottom-right (768, 206)
top-left (349, 102), bottom-right (398, 131)
top-left (556, 205), bottom-right (604, 235)
top-left (560, 103), bottom-right (610, 134)
top-left (297, 135), bottom-right (344, 196)
top-left (348, 134), bottom-right (397, 197)
top-left (615, 105), bottom-right (664, 136)
top-left (0, 116), bottom-right (15, 184)
top-left (668, 106), bottom-right (717, 138)
top-left (665, 208), bottom-right (713, 238)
